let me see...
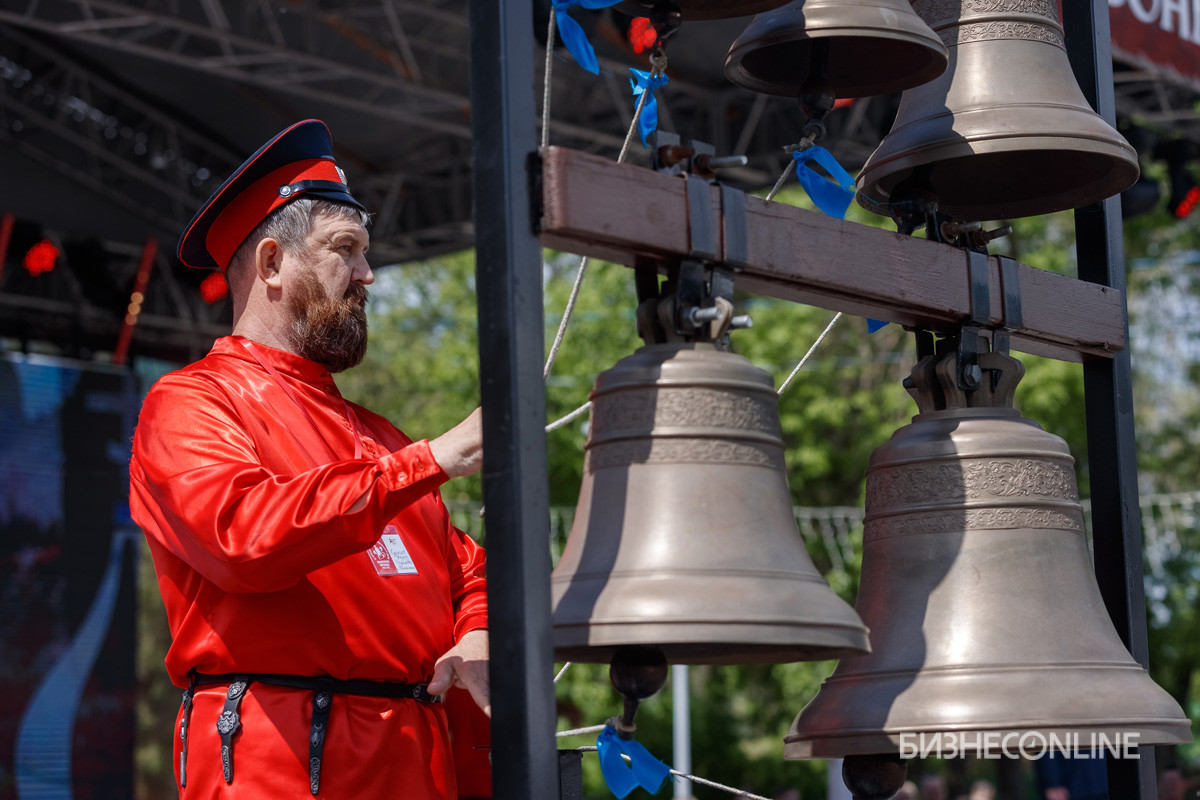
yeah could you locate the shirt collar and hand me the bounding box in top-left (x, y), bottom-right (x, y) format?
top-left (218, 335), bottom-right (336, 386)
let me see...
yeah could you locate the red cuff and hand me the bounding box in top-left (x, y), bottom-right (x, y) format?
top-left (379, 439), bottom-right (447, 491)
top-left (454, 613), bottom-right (489, 643)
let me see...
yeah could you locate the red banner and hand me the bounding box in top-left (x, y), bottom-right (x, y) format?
top-left (1109, 0), bottom-right (1200, 90)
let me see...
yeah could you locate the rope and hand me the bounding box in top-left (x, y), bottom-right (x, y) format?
top-left (765, 158), bottom-right (798, 203)
top-left (554, 661), bottom-right (573, 683)
top-left (546, 400), bottom-right (591, 432)
top-left (541, 11), bottom-right (557, 150)
top-left (542, 51), bottom-right (667, 383)
top-left (616, 50), bottom-right (666, 164)
top-left (764, 135), bottom-right (827, 204)
top-left (776, 312), bottom-right (843, 396)
top-left (575, 746), bottom-right (773, 800)
top-left (544, 255), bottom-right (590, 378)
top-left (557, 723), bottom-right (607, 738)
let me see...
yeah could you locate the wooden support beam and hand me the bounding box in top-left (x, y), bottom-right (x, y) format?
top-left (538, 146), bottom-right (1124, 362)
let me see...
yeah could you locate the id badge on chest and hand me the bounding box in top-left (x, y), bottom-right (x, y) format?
top-left (367, 524), bottom-right (419, 577)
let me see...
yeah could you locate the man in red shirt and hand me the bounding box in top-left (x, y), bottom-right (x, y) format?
top-left (129, 119), bottom-right (489, 799)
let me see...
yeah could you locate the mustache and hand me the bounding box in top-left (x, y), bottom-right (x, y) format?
top-left (344, 283), bottom-right (369, 306)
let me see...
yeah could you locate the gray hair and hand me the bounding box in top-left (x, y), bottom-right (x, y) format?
top-left (228, 197), bottom-right (371, 278)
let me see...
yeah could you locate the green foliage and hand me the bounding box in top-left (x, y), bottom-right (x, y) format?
top-left (340, 251), bottom-right (485, 502)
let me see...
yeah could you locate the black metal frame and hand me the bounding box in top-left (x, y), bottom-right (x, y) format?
top-left (1065, 0), bottom-right (1159, 796)
top-left (468, 0), bottom-right (560, 797)
top-left (470, 0), bottom-right (1157, 795)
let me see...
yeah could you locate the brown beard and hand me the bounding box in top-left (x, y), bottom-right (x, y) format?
top-left (286, 266), bottom-right (369, 373)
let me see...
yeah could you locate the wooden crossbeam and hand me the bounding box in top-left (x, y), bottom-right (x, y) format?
top-left (538, 146), bottom-right (1125, 362)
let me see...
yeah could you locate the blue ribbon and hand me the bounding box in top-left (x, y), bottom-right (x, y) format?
top-left (792, 146), bottom-right (855, 219)
top-left (630, 69), bottom-right (669, 147)
top-left (553, 0), bottom-right (623, 75)
top-left (867, 319), bottom-right (889, 333)
top-left (596, 726), bottom-right (671, 798)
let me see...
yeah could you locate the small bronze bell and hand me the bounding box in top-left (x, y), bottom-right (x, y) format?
top-left (551, 342), bottom-right (870, 665)
top-left (724, 0), bottom-right (948, 99)
top-left (785, 347), bottom-right (1191, 759)
top-left (856, 0), bottom-right (1139, 220)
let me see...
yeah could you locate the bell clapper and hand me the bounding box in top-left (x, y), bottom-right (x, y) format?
top-left (841, 753), bottom-right (908, 800)
top-left (933, 217), bottom-right (1013, 251)
top-left (647, 0), bottom-right (682, 46)
top-left (887, 165), bottom-right (939, 235)
top-left (608, 645), bottom-right (669, 740)
top-left (793, 39), bottom-right (836, 150)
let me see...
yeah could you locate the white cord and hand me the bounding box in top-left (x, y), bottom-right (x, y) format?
top-left (776, 312), bottom-right (843, 396)
top-left (574, 746), bottom-right (774, 800)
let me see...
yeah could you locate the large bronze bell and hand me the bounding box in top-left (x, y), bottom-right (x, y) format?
top-left (856, 0), bottom-right (1139, 220)
top-left (785, 348), bottom-right (1191, 761)
top-left (724, 0), bottom-right (948, 99)
top-left (551, 342), bottom-right (871, 665)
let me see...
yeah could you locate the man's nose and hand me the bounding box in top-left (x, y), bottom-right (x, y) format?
top-left (354, 256), bottom-right (374, 286)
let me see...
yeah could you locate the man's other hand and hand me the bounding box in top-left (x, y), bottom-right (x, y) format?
top-left (428, 628), bottom-right (490, 716)
top-left (429, 407), bottom-right (483, 479)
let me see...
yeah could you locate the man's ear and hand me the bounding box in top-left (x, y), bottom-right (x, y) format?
top-left (255, 238), bottom-right (284, 291)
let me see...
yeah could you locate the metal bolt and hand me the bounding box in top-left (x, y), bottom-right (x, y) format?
top-left (979, 224), bottom-right (1013, 244)
top-left (686, 306), bottom-right (722, 326)
top-left (940, 220), bottom-right (982, 241)
top-left (962, 364), bottom-right (983, 387)
top-left (700, 154), bottom-right (749, 171)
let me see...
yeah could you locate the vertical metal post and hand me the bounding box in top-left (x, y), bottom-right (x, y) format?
top-left (1062, 0), bottom-right (1157, 796)
top-left (467, 1), bottom-right (559, 798)
top-left (672, 665), bottom-right (692, 799)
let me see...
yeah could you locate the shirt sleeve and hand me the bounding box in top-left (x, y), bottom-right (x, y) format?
top-left (130, 371), bottom-right (449, 594)
top-left (438, 500), bottom-right (488, 640)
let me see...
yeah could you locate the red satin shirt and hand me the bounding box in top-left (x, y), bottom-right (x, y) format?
top-left (129, 336), bottom-right (488, 799)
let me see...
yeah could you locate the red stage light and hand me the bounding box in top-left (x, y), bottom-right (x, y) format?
top-left (1174, 184), bottom-right (1200, 218)
top-left (628, 17), bottom-right (657, 53)
top-left (200, 272), bottom-right (228, 304)
top-left (23, 239), bottom-right (59, 276)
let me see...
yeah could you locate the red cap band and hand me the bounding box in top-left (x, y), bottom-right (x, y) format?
top-left (205, 157), bottom-right (343, 270)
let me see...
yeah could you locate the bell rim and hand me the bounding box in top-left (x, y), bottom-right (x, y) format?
top-left (857, 132), bottom-right (1140, 220)
top-left (552, 624), bottom-right (871, 665)
top-left (724, 22), bottom-right (948, 98)
top-left (785, 661), bottom-right (1193, 756)
top-left (783, 719), bottom-right (1195, 759)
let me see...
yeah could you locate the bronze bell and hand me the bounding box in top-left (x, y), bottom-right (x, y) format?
top-left (617, 0), bottom-right (793, 21)
top-left (551, 342), bottom-right (871, 665)
top-left (785, 348), bottom-right (1191, 761)
top-left (856, 0), bottom-right (1139, 220)
top-left (724, 0), bottom-right (948, 99)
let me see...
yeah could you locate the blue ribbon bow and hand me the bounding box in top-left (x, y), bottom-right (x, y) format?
top-left (553, 0), bottom-right (623, 75)
top-left (630, 69), bottom-right (669, 147)
top-left (792, 145), bottom-right (855, 220)
top-left (596, 725), bottom-right (671, 798)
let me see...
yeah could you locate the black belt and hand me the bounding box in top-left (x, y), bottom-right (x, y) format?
top-left (186, 671), bottom-right (440, 795)
top-left (193, 672), bottom-right (440, 702)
